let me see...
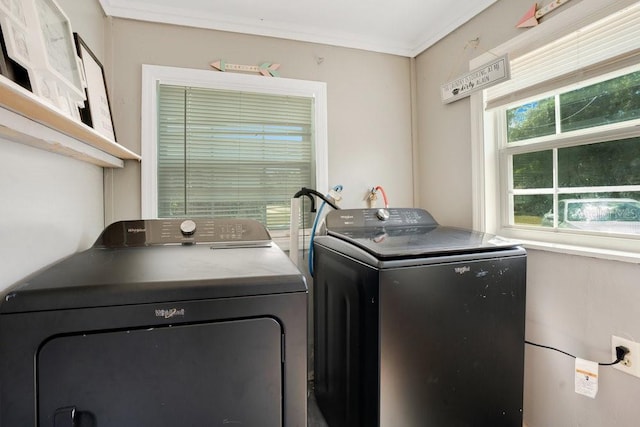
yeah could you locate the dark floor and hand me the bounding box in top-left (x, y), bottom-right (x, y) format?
top-left (307, 385), bottom-right (329, 427)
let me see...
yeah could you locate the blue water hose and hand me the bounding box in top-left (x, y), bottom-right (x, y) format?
top-left (308, 185), bottom-right (343, 276)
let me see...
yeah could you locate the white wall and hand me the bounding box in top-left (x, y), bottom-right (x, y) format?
top-left (103, 18), bottom-right (415, 222)
top-left (415, 1), bottom-right (640, 426)
top-left (0, 141), bottom-right (104, 290)
top-left (0, 0), bottom-right (107, 292)
top-left (524, 250), bottom-right (640, 427)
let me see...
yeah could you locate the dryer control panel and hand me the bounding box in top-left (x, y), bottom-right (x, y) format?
top-left (94, 218), bottom-right (272, 247)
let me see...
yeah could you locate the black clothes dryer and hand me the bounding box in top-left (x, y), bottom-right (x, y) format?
top-left (313, 208), bottom-right (526, 427)
top-left (0, 218), bottom-right (307, 427)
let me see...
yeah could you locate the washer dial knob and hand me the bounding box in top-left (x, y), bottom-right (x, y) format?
top-left (376, 208), bottom-right (390, 221)
top-left (180, 219), bottom-right (197, 236)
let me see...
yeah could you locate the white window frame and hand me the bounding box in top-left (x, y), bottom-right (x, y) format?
top-left (471, 0), bottom-right (640, 262)
top-left (140, 64), bottom-right (328, 244)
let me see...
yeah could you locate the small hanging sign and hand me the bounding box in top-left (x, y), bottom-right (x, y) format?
top-left (441, 54), bottom-right (510, 104)
top-left (517, 0), bottom-right (573, 28)
top-left (210, 60), bottom-right (280, 77)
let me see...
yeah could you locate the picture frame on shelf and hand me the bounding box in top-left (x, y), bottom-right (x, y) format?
top-left (0, 7), bottom-right (31, 90)
top-left (0, 0), bottom-right (28, 26)
top-left (0, 5), bottom-right (31, 71)
top-left (74, 33), bottom-right (116, 142)
top-left (33, 0), bottom-right (85, 120)
top-left (1, 0), bottom-right (86, 120)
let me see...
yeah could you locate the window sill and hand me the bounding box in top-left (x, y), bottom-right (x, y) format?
top-left (497, 228), bottom-right (640, 264)
top-left (0, 75), bottom-right (140, 168)
top-left (519, 239), bottom-right (640, 264)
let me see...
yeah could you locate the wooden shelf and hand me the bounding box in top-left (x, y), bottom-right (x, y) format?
top-left (0, 75), bottom-right (140, 168)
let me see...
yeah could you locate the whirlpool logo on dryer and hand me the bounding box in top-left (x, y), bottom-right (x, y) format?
top-left (155, 308), bottom-right (185, 319)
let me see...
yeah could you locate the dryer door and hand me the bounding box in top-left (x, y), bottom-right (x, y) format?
top-left (38, 317), bottom-right (283, 427)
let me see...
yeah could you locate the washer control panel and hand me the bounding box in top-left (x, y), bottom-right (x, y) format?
top-left (94, 218), bottom-right (272, 247)
top-left (325, 208), bottom-right (438, 232)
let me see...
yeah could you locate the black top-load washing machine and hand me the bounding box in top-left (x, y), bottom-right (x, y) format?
top-left (313, 208), bottom-right (526, 427)
top-left (0, 218), bottom-right (307, 427)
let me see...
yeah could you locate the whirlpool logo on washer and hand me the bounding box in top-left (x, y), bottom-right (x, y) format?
top-left (155, 308), bottom-right (185, 319)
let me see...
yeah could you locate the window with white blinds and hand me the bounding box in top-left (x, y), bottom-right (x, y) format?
top-left (141, 65), bottom-right (328, 233)
top-left (485, 1), bottom-right (640, 110)
top-left (471, 0), bottom-right (640, 259)
top-left (157, 84), bottom-right (315, 229)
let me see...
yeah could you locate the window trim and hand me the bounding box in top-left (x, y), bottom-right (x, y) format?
top-left (470, 0), bottom-right (640, 262)
top-left (140, 64), bottom-right (328, 238)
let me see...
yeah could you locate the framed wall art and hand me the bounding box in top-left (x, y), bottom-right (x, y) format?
top-left (32, 0), bottom-right (85, 119)
top-left (0, 0), bottom-right (86, 119)
top-left (74, 33), bottom-right (116, 142)
top-left (0, 0), bottom-right (32, 79)
top-left (0, 0), bottom-right (31, 90)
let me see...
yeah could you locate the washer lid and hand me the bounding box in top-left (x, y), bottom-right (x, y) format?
top-left (324, 208), bottom-right (519, 258)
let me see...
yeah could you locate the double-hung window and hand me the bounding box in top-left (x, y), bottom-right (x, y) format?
top-left (141, 65), bottom-right (328, 237)
top-left (474, 1), bottom-right (640, 258)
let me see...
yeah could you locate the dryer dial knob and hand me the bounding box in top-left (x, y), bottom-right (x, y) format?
top-left (376, 208), bottom-right (390, 221)
top-left (180, 219), bottom-right (197, 236)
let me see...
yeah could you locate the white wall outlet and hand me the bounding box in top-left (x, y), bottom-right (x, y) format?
top-left (611, 335), bottom-right (640, 378)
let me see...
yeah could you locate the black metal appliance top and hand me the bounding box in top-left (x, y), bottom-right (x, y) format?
top-left (1, 219), bottom-right (306, 314)
top-left (323, 208), bottom-right (520, 259)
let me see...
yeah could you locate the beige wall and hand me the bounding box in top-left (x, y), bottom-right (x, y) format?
top-left (415, 0), bottom-right (550, 228)
top-left (415, 1), bottom-right (640, 426)
top-left (104, 19), bottom-right (414, 223)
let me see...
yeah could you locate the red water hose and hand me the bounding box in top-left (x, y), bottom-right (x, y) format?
top-left (375, 186), bottom-right (389, 208)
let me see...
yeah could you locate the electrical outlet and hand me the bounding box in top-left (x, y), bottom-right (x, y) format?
top-left (611, 335), bottom-right (640, 378)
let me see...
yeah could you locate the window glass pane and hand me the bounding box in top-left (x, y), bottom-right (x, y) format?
top-left (558, 137), bottom-right (640, 187)
top-left (560, 70), bottom-right (640, 132)
top-left (512, 150), bottom-right (553, 189)
top-left (507, 97), bottom-right (556, 143)
top-left (514, 194), bottom-right (553, 226)
top-left (543, 193), bottom-right (640, 235)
